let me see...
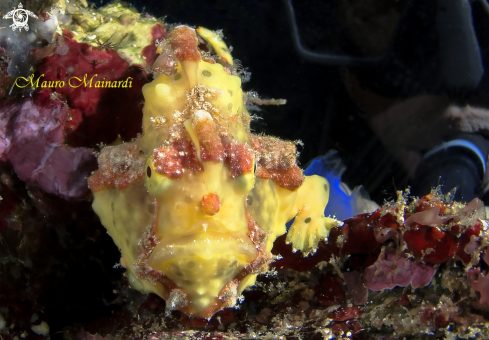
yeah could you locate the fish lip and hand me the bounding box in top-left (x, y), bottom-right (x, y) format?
top-left (160, 218), bottom-right (242, 237)
top-left (149, 230), bottom-right (258, 264)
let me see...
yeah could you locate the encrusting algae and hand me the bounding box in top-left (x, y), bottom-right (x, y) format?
top-left (88, 25), bottom-right (341, 319)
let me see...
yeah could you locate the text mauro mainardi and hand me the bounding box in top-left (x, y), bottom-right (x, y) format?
top-left (15, 74), bottom-right (133, 89)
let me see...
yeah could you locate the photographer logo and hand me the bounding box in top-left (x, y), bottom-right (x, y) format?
top-left (3, 3), bottom-right (38, 32)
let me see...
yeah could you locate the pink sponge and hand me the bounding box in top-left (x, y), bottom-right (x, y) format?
top-left (364, 248), bottom-right (436, 291)
top-left (1, 98), bottom-right (95, 199)
top-left (467, 250), bottom-right (489, 304)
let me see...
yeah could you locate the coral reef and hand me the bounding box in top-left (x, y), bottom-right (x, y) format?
top-left (1, 1), bottom-right (159, 202)
top-left (15, 191), bottom-right (484, 340)
top-left (1, 0), bottom-right (164, 100)
top-left (268, 190), bottom-right (489, 339)
top-left (63, 2), bottom-right (166, 67)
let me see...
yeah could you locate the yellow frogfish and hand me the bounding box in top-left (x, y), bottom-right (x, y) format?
top-left (88, 25), bottom-right (341, 319)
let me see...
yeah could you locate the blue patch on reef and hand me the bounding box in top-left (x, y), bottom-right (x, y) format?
top-left (286, 151), bottom-right (358, 230)
top-left (304, 152), bottom-right (358, 221)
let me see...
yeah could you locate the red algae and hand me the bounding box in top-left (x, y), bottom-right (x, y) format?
top-left (167, 26), bottom-right (201, 62)
top-left (152, 139), bottom-right (203, 178)
top-left (88, 143), bottom-right (145, 192)
top-left (141, 24), bottom-right (168, 66)
top-left (403, 225), bottom-right (459, 264)
top-left (152, 145), bottom-right (185, 178)
top-left (328, 306), bottom-right (362, 321)
top-left (251, 135), bottom-right (304, 190)
top-left (344, 271), bottom-right (368, 304)
top-left (34, 31), bottom-right (148, 147)
top-left (316, 273), bottom-right (345, 306)
top-left (223, 140), bottom-right (254, 178)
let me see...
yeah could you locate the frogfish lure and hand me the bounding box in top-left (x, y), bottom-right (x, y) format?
top-left (88, 25), bottom-right (341, 319)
